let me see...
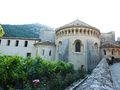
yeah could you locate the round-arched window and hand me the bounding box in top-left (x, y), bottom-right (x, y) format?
top-left (94, 43), bottom-right (98, 48)
top-left (58, 41), bottom-right (62, 46)
top-left (75, 40), bottom-right (81, 52)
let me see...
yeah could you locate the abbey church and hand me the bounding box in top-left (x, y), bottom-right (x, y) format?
top-left (0, 19), bottom-right (119, 71)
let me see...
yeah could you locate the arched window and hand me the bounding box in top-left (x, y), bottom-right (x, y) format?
top-left (58, 41), bottom-right (62, 51)
top-left (94, 43), bottom-right (98, 48)
top-left (68, 30), bottom-right (70, 34)
top-left (24, 41), bottom-right (28, 47)
top-left (49, 50), bottom-right (51, 56)
top-left (75, 40), bottom-right (81, 52)
top-left (58, 41), bottom-right (62, 47)
top-left (7, 40), bottom-right (10, 46)
top-left (87, 30), bottom-right (89, 35)
top-left (15, 40), bottom-right (19, 47)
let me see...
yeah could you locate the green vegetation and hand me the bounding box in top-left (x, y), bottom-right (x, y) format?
top-left (0, 55), bottom-right (86, 90)
top-left (2, 24), bottom-right (52, 38)
top-left (0, 25), bottom-right (5, 37)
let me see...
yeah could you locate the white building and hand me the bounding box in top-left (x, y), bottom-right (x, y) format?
top-left (0, 19), bottom-right (117, 70)
top-left (0, 37), bottom-right (39, 57)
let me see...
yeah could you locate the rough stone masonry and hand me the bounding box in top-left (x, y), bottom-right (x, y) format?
top-left (75, 58), bottom-right (114, 90)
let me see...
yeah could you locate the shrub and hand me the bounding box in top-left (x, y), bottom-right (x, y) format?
top-left (0, 55), bottom-right (84, 90)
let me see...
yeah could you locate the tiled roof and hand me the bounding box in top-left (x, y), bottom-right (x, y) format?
top-left (56, 19), bottom-right (99, 31)
top-left (2, 37), bottom-right (41, 40)
top-left (34, 41), bottom-right (55, 46)
top-left (101, 42), bottom-right (120, 48)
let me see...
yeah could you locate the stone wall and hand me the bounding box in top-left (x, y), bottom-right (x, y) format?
top-left (76, 58), bottom-right (114, 90)
top-left (100, 31), bottom-right (115, 44)
top-left (55, 30), bottom-right (100, 70)
top-left (0, 38), bottom-right (38, 57)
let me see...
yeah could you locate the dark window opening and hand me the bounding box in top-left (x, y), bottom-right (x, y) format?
top-left (76, 29), bottom-right (78, 33)
top-left (42, 49), bottom-right (44, 56)
top-left (0, 40), bottom-right (1, 45)
top-left (15, 40), bottom-right (19, 47)
top-left (7, 40), bottom-right (10, 46)
top-left (84, 30), bottom-right (86, 34)
top-left (72, 29), bottom-right (74, 33)
top-left (24, 41), bottom-right (28, 47)
top-left (104, 50), bottom-right (106, 55)
top-left (49, 50), bottom-right (51, 56)
top-left (27, 53), bottom-right (31, 57)
top-left (94, 43), bottom-right (98, 48)
top-left (75, 41), bottom-right (81, 52)
top-left (88, 31), bottom-right (89, 35)
top-left (65, 31), bottom-right (67, 34)
top-left (68, 30), bottom-right (70, 34)
top-left (112, 50), bottom-right (114, 55)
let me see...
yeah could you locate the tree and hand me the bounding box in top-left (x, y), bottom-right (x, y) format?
top-left (0, 25), bottom-right (5, 37)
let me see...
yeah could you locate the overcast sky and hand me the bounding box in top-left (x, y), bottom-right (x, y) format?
top-left (0, 0), bottom-right (120, 39)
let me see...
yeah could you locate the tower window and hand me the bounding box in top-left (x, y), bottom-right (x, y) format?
top-left (15, 40), bottom-right (19, 47)
top-left (49, 50), bottom-right (51, 56)
top-left (75, 40), bottom-right (81, 52)
top-left (24, 41), bottom-right (28, 47)
top-left (7, 40), bottom-right (10, 46)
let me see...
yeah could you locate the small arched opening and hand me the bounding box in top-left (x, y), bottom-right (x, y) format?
top-left (74, 40), bottom-right (81, 52)
top-left (94, 43), bottom-right (98, 48)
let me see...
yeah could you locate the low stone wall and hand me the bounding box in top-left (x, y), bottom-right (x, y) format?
top-left (76, 58), bottom-right (114, 90)
top-left (65, 58), bottom-right (114, 90)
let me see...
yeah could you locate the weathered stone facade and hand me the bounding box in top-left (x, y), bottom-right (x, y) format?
top-left (0, 19), bottom-right (119, 71)
top-left (55, 19), bottom-right (100, 70)
top-left (75, 58), bottom-right (114, 90)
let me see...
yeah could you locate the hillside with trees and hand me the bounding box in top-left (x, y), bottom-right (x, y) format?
top-left (2, 24), bottom-right (52, 38)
